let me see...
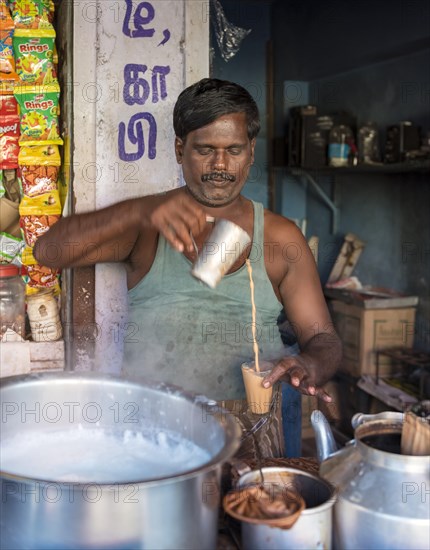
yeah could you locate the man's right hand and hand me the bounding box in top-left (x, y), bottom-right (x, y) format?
top-left (148, 191), bottom-right (207, 253)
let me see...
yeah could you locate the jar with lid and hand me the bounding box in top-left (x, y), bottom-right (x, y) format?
top-left (26, 288), bottom-right (62, 342)
top-left (328, 124), bottom-right (354, 167)
top-left (358, 121), bottom-right (380, 164)
top-left (0, 263), bottom-right (26, 341)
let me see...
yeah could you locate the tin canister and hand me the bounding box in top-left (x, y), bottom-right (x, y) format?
top-left (26, 288), bottom-right (62, 342)
top-left (191, 219), bottom-right (251, 288)
top-left (236, 467), bottom-right (336, 550)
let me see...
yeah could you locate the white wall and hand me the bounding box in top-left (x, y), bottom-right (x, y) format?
top-left (73, 0), bottom-right (209, 371)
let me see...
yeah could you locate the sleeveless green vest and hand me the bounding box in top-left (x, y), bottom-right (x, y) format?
top-left (123, 201), bottom-right (287, 401)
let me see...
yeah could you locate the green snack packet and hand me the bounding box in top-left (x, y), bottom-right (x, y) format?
top-left (13, 29), bottom-right (57, 85)
top-left (11, 0), bottom-right (53, 30)
top-left (14, 83), bottom-right (63, 145)
top-left (0, 171), bottom-right (4, 199)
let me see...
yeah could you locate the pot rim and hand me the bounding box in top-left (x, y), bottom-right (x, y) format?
top-left (237, 466), bottom-right (337, 515)
top-left (355, 419), bottom-right (430, 468)
top-left (0, 371), bottom-right (242, 487)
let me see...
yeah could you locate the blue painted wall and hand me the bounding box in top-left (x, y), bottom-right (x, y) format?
top-left (271, 0), bottom-right (430, 351)
top-left (211, 0), bottom-right (271, 207)
top-left (212, 0), bottom-right (429, 350)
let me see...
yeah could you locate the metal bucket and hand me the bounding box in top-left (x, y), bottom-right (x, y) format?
top-left (237, 467), bottom-right (336, 549)
top-left (0, 372), bottom-right (241, 550)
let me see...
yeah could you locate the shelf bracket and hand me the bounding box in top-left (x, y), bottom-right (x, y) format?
top-left (294, 170), bottom-right (339, 234)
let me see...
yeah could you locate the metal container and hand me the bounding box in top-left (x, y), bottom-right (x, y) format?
top-left (191, 219), bottom-right (251, 288)
top-left (236, 467), bottom-right (336, 549)
top-left (0, 372), bottom-right (241, 550)
top-left (312, 411), bottom-right (430, 550)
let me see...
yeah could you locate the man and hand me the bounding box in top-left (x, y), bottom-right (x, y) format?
top-left (35, 78), bottom-right (342, 458)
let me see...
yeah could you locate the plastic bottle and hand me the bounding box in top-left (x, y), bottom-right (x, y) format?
top-left (328, 125), bottom-right (354, 167)
top-left (0, 264), bottom-right (26, 341)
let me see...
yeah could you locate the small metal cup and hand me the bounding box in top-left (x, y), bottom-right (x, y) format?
top-left (191, 219), bottom-right (251, 288)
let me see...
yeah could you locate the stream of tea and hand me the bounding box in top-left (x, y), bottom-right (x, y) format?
top-left (246, 259), bottom-right (260, 372)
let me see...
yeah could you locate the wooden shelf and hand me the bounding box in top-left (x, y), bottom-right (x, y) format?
top-left (274, 159), bottom-right (430, 176)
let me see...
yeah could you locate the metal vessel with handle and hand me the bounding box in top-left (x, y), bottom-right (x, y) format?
top-left (0, 372), bottom-right (241, 550)
top-left (311, 410), bottom-right (430, 550)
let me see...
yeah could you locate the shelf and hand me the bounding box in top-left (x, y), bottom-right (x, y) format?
top-left (272, 158), bottom-right (429, 234)
top-left (274, 159), bottom-right (430, 175)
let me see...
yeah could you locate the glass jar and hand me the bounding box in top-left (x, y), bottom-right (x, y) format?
top-left (358, 121), bottom-right (380, 164)
top-left (0, 263), bottom-right (26, 341)
top-left (328, 124), bottom-right (354, 167)
top-left (26, 288), bottom-right (62, 342)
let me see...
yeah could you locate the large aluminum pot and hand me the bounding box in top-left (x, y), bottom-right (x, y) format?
top-left (312, 411), bottom-right (430, 550)
top-left (0, 372), bottom-right (241, 550)
top-left (236, 467), bottom-right (336, 549)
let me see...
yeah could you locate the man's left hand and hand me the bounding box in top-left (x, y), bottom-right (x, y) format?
top-left (262, 356), bottom-right (332, 402)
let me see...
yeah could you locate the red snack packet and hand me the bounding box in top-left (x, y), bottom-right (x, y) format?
top-left (20, 213), bottom-right (60, 247)
top-left (0, 94), bottom-right (19, 116)
top-left (0, 114), bottom-right (20, 169)
top-left (19, 164), bottom-right (59, 196)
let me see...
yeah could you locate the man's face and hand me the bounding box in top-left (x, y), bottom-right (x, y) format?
top-left (175, 112), bottom-right (256, 207)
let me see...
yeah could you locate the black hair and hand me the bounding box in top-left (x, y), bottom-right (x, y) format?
top-left (173, 78), bottom-right (260, 141)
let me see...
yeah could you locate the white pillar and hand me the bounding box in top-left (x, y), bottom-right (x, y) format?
top-left (72, 0), bottom-right (209, 371)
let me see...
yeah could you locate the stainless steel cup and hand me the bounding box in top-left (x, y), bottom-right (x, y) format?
top-left (191, 219), bottom-right (251, 288)
top-left (237, 467), bottom-right (336, 550)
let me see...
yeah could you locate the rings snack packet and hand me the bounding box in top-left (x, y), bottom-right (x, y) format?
top-left (19, 190), bottom-right (61, 246)
top-left (21, 246), bottom-right (60, 293)
top-left (13, 29), bottom-right (57, 85)
top-left (19, 144), bottom-right (60, 197)
top-left (14, 83), bottom-right (62, 145)
top-left (11, 0), bottom-right (53, 29)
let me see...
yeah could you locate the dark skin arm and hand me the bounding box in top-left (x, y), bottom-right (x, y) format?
top-left (261, 214), bottom-right (342, 401)
top-left (33, 189), bottom-right (207, 271)
top-left (35, 190), bottom-right (341, 399)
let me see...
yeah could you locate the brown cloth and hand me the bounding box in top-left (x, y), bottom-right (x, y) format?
top-left (218, 384), bottom-right (284, 463)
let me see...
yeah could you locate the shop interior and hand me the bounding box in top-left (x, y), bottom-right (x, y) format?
top-left (212, 0), bottom-right (430, 444)
top-left (1, 0), bottom-right (429, 548)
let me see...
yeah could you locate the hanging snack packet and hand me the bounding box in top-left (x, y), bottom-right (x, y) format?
top-left (0, 95), bottom-right (20, 169)
top-left (0, 94), bottom-right (19, 116)
top-left (19, 164), bottom-right (59, 196)
top-left (21, 245), bottom-right (60, 293)
top-left (0, 231), bottom-right (25, 264)
top-left (0, 2), bottom-right (19, 80)
top-left (14, 83), bottom-right (62, 145)
top-left (0, 1), bottom-right (14, 32)
top-left (0, 114), bottom-right (20, 169)
top-left (13, 29), bottom-right (57, 85)
top-left (11, 0), bottom-right (53, 29)
top-left (18, 144), bottom-right (60, 196)
top-left (0, 29), bottom-right (17, 77)
top-left (19, 189), bottom-right (61, 246)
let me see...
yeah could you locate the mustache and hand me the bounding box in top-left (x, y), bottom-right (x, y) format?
top-left (201, 172), bottom-right (236, 182)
